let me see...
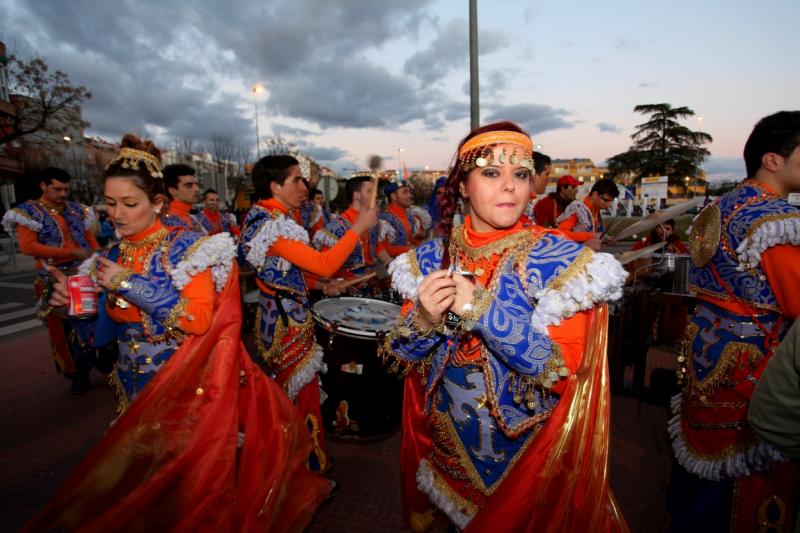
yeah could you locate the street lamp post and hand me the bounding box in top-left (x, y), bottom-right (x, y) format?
top-left (696, 116), bottom-right (704, 197)
top-left (252, 85), bottom-right (263, 158)
top-left (684, 176), bottom-right (691, 198)
top-left (398, 148), bottom-right (404, 178)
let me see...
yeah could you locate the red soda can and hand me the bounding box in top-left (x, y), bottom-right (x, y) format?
top-left (67, 275), bottom-right (98, 318)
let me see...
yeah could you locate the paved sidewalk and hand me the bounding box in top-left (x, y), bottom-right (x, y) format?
top-left (1, 330), bottom-right (671, 532)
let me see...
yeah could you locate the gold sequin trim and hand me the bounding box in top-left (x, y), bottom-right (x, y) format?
top-left (546, 247), bottom-right (595, 291)
top-left (448, 226), bottom-right (536, 261)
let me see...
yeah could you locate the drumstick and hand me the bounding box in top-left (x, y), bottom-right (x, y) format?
top-left (338, 272), bottom-right (377, 289)
top-left (369, 176), bottom-right (378, 208)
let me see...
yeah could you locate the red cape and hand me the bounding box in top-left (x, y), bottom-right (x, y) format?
top-left (27, 265), bottom-right (329, 532)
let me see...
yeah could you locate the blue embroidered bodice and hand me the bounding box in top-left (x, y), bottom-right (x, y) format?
top-left (690, 183), bottom-right (800, 312)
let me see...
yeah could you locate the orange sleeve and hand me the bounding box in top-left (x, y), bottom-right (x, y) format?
top-left (547, 309), bottom-right (591, 395)
top-left (16, 226), bottom-right (74, 259)
top-left (176, 269), bottom-right (215, 335)
top-left (556, 214), bottom-right (595, 242)
top-left (761, 244), bottom-right (800, 320)
top-left (548, 310), bottom-right (590, 371)
top-left (269, 230), bottom-right (359, 278)
top-left (557, 213), bottom-right (577, 231)
top-left (86, 229), bottom-right (100, 251)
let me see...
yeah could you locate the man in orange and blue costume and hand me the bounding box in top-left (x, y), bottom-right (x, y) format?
top-left (668, 111), bottom-right (800, 532)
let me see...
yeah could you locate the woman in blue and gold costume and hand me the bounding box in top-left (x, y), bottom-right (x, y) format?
top-left (27, 135), bottom-right (329, 532)
top-left (381, 122), bottom-right (630, 532)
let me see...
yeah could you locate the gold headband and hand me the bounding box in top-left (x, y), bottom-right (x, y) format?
top-left (457, 130), bottom-right (534, 172)
top-left (106, 147), bottom-right (163, 178)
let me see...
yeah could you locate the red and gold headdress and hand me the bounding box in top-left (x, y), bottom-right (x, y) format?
top-left (105, 147), bottom-right (164, 178)
top-left (458, 130), bottom-right (534, 172)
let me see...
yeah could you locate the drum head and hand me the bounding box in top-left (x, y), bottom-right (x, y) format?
top-left (313, 297), bottom-right (401, 338)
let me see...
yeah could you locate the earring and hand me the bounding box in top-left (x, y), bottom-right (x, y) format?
top-left (155, 208), bottom-right (161, 214)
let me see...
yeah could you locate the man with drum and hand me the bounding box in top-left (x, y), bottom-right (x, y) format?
top-left (2, 167), bottom-right (99, 394)
top-left (237, 155), bottom-right (378, 475)
top-left (197, 188), bottom-right (240, 238)
top-left (379, 177), bottom-right (419, 257)
top-left (312, 176), bottom-right (393, 297)
top-left (556, 177), bottom-right (619, 251)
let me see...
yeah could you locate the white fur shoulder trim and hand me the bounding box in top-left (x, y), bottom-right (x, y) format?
top-left (668, 394), bottom-right (784, 480)
top-left (171, 233), bottom-right (237, 292)
top-left (416, 459), bottom-right (473, 529)
top-left (735, 215), bottom-right (800, 271)
top-left (531, 250), bottom-right (627, 333)
top-left (556, 200), bottom-right (592, 230)
top-left (285, 344), bottom-right (327, 402)
top-left (378, 219), bottom-right (395, 242)
top-left (2, 209), bottom-right (42, 234)
top-left (244, 214), bottom-right (309, 270)
top-left (409, 206), bottom-right (432, 233)
top-left (388, 251), bottom-right (423, 301)
top-left (312, 227), bottom-right (339, 250)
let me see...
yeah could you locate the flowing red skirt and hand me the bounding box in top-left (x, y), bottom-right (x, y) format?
top-left (26, 266), bottom-right (330, 532)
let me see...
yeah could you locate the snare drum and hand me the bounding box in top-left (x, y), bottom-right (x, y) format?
top-left (312, 297), bottom-right (403, 439)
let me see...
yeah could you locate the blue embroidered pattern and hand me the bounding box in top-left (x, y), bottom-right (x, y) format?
top-left (689, 184), bottom-right (800, 311)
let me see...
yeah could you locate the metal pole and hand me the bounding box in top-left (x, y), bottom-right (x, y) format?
top-left (469, 0), bottom-right (479, 130)
top-left (252, 86), bottom-right (261, 158)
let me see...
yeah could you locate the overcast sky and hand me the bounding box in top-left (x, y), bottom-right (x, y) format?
top-left (2, 0), bottom-right (798, 180)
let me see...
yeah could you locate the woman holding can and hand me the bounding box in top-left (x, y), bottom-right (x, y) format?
top-left (381, 122), bottom-right (629, 532)
top-left (28, 135), bottom-right (329, 532)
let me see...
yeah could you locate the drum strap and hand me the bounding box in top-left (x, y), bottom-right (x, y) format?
top-left (273, 289), bottom-right (303, 327)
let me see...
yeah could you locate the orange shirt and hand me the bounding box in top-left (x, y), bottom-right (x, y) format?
top-left (257, 198), bottom-right (359, 280)
top-left (557, 197), bottom-right (598, 242)
top-left (106, 221), bottom-right (214, 335)
top-left (167, 200), bottom-right (195, 227)
top-left (16, 200), bottom-right (100, 268)
top-left (383, 202), bottom-right (415, 257)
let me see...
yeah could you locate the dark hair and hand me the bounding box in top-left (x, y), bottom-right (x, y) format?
top-left (103, 134), bottom-right (164, 201)
top-left (309, 188), bottom-right (323, 199)
top-left (590, 178), bottom-right (619, 198)
top-left (203, 188), bottom-right (218, 199)
top-left (345, 176), bottom-right (371, 203)
top-left (533, 152), bottom-right (551, 176)
top-left (162, 164), bottom-right (196, 200)
top-left (743, 111), bottom-right (800, 178)
top-left (39, 167), bottom-right (71, 185)
top-left (439, 121), bottom-right (530, 237)
top-left (251, 155), bottom-right (300, 201)
top-left (648, 219), bottom-right (677, 243)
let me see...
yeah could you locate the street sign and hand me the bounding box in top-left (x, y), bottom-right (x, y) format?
top-left (318, 176), bottom-right (339, 202)
top-left (640, 176), bottom-right (668, 201)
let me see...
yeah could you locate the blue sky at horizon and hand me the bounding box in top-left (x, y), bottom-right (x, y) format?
top-left (2, 0), bottom-right (797, 181)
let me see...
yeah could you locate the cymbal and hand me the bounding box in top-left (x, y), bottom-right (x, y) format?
top-left (616, 241), bottom-right (667, 265)
top-left (612, 198), bottom-right (702, 241)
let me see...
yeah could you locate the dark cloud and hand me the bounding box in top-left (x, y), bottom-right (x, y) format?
top-left (597, 122), bottom-right (623, 134)
top-left (305, 145), bottom-right (348, 162)
top-left (271, 124), bottom-right (319, 139)
top-left (485, 103), bottom-right (575, 134)
top-left (267, 59), bottom-right (428, 129)
top-left (4, 0), bottom-right (443, 147)
top-left (404, 18), bottom-right (510, 85)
